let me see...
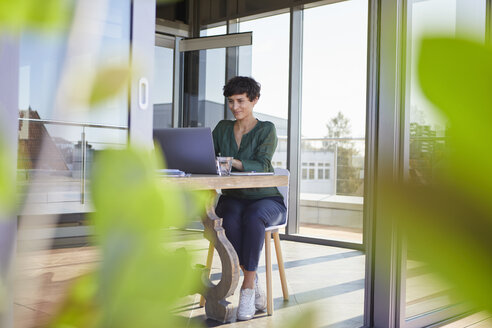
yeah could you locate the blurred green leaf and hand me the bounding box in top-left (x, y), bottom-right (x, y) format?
top-left (24, 0), bottom-right (72, 30)
top-left (47, 273), bottom-right (100, 328)
top-left (418, 37), bottom-right (492, 210)
top-left (48, 147), bottom-right (208, 328)
top-left (0, 0), bottom-right (30, 29)
top-left (0, 0), bottom-right (71, 31)
top-left (0, 140), bottom-right (16, 215)
top-left (385, 37), bottom-right (492, 313)
top-left (89, 65), bottom-right (131, 106)
top-left (384, 181), bottom-right (492, 311)
top-left (282, 307), bottom-right (317, 328)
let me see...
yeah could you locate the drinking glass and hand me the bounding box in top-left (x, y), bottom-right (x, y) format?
top-left (216, 156), bottom-right (233, 176)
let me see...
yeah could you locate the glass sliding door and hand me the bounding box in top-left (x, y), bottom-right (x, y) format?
top-left (18, 0), bottom-right (130, 212)
top-left (182, 47), bottom-right (226, 128)
top-left (153, 24), bottom-right (229, 130)
top-left (402, 0), bottom-right (486, 325)
top-left (238, 12), bottom-right (290, 168)
top-left (298, 0), bottom-right (368, 245)
top-left (180, 29), bottom-right (250, 129)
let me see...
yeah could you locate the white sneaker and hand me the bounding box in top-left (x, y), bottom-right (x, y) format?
top-left (254, 274), bottom-right (267, 311)
top-left (237, 288), bottom-right (255, 321)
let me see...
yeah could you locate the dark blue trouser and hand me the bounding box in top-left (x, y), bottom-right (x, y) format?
top-left (215, 195), bottom-right (287, 271)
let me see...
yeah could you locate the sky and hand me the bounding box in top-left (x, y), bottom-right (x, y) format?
top-left (300, 0), bottom-right (368, 138)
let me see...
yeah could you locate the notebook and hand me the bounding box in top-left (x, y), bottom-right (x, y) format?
top-left (153, 127), bottom-right (218, 175)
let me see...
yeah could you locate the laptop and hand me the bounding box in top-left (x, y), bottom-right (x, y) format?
top-left (153, 127), bottom-right (218, 174)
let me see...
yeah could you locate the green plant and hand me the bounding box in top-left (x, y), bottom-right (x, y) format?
top-left (0, 0), bottom-right (71, 31)
top-left (47, 147), bottom-right (210, 328)
top-left (284, 307), bottom-right (317, 328)
top-left (385, 37), bottom-right (492, 312)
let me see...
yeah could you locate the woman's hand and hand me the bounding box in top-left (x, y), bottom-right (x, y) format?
top-left (232, 159), bottom-right (244, 171)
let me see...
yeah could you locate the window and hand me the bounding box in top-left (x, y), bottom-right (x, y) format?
top-left (18, 0), bottom-right (130, 207)
top-left (274, 161), bottom-right (283, 167)
top-left (298, 0), bottom-right (367, 249)
top-left (402, 0), bottom-right (486, 322)
top-left (239, 13), bottom-right (289, 165)
top-left (308, 168), bottom-right (315, 180)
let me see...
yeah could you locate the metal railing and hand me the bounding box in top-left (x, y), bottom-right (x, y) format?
top-left (280, 136), bottom-right (365, 142)
top-left (18, 117), bottom-right (127, 204)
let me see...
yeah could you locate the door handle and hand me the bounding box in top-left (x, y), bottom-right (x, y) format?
top-left (138, 77), bottom-right (149, 110)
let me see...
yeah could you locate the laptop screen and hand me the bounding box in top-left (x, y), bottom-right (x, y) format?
top-left (153, 127), bottom-right (218, 174)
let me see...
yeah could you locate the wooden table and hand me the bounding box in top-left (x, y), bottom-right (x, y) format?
top-left (168, 174), bottom-right (288, 322)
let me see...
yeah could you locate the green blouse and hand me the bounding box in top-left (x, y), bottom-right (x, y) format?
top-left (212, 119), bottom-right (282, 199)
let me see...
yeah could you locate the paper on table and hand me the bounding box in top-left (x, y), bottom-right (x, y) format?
top-left (156, 169), bottom-right (186, 177)
top-left (230, 171), bottom-right (274, 176)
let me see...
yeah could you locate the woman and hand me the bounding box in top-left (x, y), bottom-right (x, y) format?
top-left (212, 76), bottom-right (287, 321)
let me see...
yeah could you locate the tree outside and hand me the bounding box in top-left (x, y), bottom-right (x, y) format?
top-left (408, 121), bottom-right (448, 185)
top-left (324, 111), bottom-right (363, 196)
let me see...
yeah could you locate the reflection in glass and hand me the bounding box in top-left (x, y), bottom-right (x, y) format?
top-left (17, 0), bottom-right (131, 213)
top-left (183, 26), bottom-right (228, 129)
top-left (153, 46), bottom-right (174, 129)
top-left (298, 0), bottom-right (368, 244)
top-left (183, 48), bottom-right (226, 128)
top-left (204, 47), bottom-right (226, 127)
top-left (404, 0), bottom-right (486, 320)
top-left (17, 119), bottom-right (127, 207)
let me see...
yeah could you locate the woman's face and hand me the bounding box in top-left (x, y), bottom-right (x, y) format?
top-left (227, 93), bottom-right (258, 120)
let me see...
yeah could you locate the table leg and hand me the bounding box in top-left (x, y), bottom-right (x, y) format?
top-left (201, 205), bottom-right (240, 323)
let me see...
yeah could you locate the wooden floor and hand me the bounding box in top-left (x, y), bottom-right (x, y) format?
top-left (440, 312), bottom-right (492, 328)
top-left (14, 246), bottom-right (100, 328)
top-left (12, 231), bottom-right (491, 328)
top-left (14, 233), bottom-right (366, 328)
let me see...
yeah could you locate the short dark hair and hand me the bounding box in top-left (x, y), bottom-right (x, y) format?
top-left (223, 76), bottom-right (261, 101)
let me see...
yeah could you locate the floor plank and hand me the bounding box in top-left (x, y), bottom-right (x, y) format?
top-left (440, 312), bottom-right (492, 328)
